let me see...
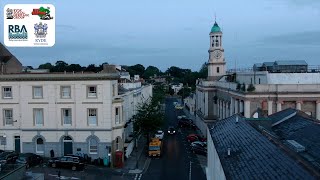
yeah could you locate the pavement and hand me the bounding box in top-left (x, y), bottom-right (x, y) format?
top-left (119, 135), bottom-right (151, 174)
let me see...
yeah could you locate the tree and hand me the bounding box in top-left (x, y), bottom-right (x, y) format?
top-left (133, 97), bottom-right (164, 144)
top-left (198, 62), bottom-right (208, 79)
top-left (38, 62), bottom-right (53, 70)
top-left (143, 66), bottom-right (160, 79)
top-left (52, 61), bottom-right (68, 72)
top-left (67, 64), bottom-right (83, 72)
top-left (125, 64), bottom-right (145, 77)
top-left (177, 86), bottom-right (192, 99)
top-left (85, 64), bottom-right (98, 72)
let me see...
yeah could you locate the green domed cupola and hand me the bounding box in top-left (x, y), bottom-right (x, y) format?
top-left (211, 21), bottom-right (221, 33)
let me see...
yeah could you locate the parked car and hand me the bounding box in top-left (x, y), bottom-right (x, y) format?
top-left (0, 151), bottom-right (18, 165)
top-left (175, 105), bottom-right (183, 110)
top-left (65, 154), bottom-right (85, 163)
top-left (48, 156), bottom-right (84, 171)
top-left (191, 143), bottom-right (207, 156)
top-left (191, 141), bottom-right (207, 148)
top-left (187, 134), bottom-right (206, 143)
top-left (177, 115), bottom-right (187, 120)
top-left (16, 153), bottom-right (43, 168)
top-left (167, 126), bottom-right (176, 135)
top-left (155, 130), bottom-right (164, 140)
top-left (179, 120), bottom-right (197, 130)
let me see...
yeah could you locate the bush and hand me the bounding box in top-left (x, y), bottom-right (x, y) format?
top-left (247, 84), bottom-right (256, 92)
top-left (241, 83), bottom-right (246, 91)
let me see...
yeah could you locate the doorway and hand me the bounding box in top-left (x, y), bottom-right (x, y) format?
top-left (63, 136), bottom-right (73, 155)
top-left (14, 136), bottom-right (20, 153)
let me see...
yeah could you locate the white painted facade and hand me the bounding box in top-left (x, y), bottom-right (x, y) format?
top-left (0, 72), bottom-right (152, 166)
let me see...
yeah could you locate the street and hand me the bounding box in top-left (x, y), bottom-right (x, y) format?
top-left (141, 97), bottom-right (206, 180)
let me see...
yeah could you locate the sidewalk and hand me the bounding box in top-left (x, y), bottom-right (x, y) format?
top-left (120, 136), bottom-right (149, 174)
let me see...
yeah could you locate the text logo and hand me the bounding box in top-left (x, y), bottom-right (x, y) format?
top-left (8, 25), bottom-right (28, 41)
top-left (6, 8), bottom-right (29, 19)
top-left (31, 7), bottom-right (53, 20)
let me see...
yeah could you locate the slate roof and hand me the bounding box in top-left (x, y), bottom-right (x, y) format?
top-left (268, 108), bottom-right (297, 125)
top-left (262, 62), bottom-right (274, 66)
top-left (275, 60), bottom-right (308, 66)
top-left (208, 115), bottom-right (315, 180)
top-left (272, 113), bottom-right (320, 172)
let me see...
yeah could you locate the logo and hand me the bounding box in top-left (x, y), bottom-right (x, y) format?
top-left (34, 22), bottom-right (48, 38)
top-left (6, 8), bottom-right (29, 19)
top-left (8, 25), bottom-right (28, 41)
top-left (31, 7), bottom-right (53, 20)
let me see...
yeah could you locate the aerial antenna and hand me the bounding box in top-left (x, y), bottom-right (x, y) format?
top-left (214, 13), bottom-right (217, 22)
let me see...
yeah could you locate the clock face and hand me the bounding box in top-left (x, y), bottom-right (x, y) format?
top-left (213, 50), bottom-right (222, 59)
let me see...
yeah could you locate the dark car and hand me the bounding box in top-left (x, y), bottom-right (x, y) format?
top-left (65, 154), bottom-right (85, 163)
top-left (16, 153), bottom-right (43, 168)
top-left (48, 156), bottom-right (84, 171)
top-left (187, 134), bottom-right (207, 143)
top-left (191, 144), bottom-right (207, 156)
top-left (0, 151), bottom-right (18, 165)
top-left (168, 126), bottom-right (176, 135)
top-left (179, 120), bottom-right (197, 130)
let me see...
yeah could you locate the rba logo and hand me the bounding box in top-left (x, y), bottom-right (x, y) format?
top-left (8, 25), bottom-right (28, 41)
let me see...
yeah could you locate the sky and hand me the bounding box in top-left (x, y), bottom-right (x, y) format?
top-left (1, 0), bottom-right (320, 71)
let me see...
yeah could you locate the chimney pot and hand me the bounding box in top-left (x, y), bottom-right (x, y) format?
top-left (227, 148), bottom-right (231, 156)
top-left (236, 116), bottom-right (239, 123)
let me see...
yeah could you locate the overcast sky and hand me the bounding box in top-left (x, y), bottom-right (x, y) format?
top-left (1, 0), bottom-right (320, 71)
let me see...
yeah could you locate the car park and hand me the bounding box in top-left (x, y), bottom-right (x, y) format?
top-left (155, 130), bottom-right (164, 140)
top-left (16, 153), bottom-right (43, 168)
top-left (187, 134), bottom-right (206, 143)
top-left (48, 156), bottom-right (85, 171)
top-left (167, 126), bottom-right (176, 135)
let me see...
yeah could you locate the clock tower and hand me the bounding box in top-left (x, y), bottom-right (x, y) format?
top-left (208, 21), bottom-right (226, 80)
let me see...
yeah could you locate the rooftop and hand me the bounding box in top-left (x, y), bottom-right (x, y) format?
top-left (211, 21), bottom-right (221, 33)
top-left (208, 114), bottom-right (315, 179)
top-left (275, 60), bottom-right (308, 66)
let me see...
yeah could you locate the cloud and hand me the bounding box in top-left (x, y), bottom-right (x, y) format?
top-left (260, 31), bottom-right (320, 46)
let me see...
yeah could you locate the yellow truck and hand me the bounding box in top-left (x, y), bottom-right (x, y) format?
top-left (148, 138), bottom-right (162, 157)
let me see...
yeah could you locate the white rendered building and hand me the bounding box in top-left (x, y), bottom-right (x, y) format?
top-left (0, 65), bottom-right (152, 166)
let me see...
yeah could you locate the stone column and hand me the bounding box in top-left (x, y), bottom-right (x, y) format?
top-left (268, 101), bottom-right (273, 115)
top-left (235, 99), bottom-right (239, 114)
top-left (244, 100), bottom-right (251, 118)
top-left (239, 100), bottom-right (244, 114)
top-left (277, 101), bottom-right (282, 112)
top-left (230, 98), bottom-right (234, 116)
top-left (222, 101), bottom-right (225, 119)
top-left (226, 102), bottom-right (230, 118)
top-left (316, 101), bottom-right (320, 120)
top-left (296, 101), bottom-right (302, 110)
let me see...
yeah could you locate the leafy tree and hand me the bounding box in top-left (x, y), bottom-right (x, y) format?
top-left (67, 64), bottom-right (83, 72)
top-left (85, 64), bottom-right (98, 72)
top-left (143, 66), bottom-right (160, 79)
top-left (177, 86), bottom-right (192, 99)
top-left (125, 64), bottom-right (145, 77)
top-left (52, 61), bottom-right (68, 72)
top-left (38, 62), bottom-right (53, 70)
top-left (133, 97), bottom-right (164, 144)
top-left (198, 62), bottom-right (208, 79)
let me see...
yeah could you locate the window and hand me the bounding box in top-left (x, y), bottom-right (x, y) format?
top-left (33, 86), bottom-right (43, 98)
top-left (62, 109), bottom-right (72, 125)
top-left (0, 136), bottom-right (6, 145)
top-left (217, 67), bottom-right (220, 73)
top-left (3, 109), bottom-right (13, 126)
top-left (34, 109), bottom-right (44, 126)
top-left (87, 86), bottom-right (97, 98)
top-left (89, 138), bottom-right (98, 154)
top-left (61, 86), bottom-right (71, 99)
top-left (2, 87), bottom-right (12, 98)
top-left (88, 109), bottom-right (97, 126)
top-left (115, 107), bottom-right (120, 124)
top-left (36, 138), bottom-right (44, 154)
top-left (259, 78), bottom-right (261, 84)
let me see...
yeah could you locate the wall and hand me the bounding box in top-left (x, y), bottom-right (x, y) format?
top-left (268, 73), bottom-right (320, 84)
top-left (206, 128), bottom-right (226, 180)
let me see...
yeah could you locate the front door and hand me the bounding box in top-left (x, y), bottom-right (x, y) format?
top-left (64, 141), bottom-right (73, 155)
top-left (14, 136), bottom-right (20, 153)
